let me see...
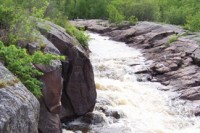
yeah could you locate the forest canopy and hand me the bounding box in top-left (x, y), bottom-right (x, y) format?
top-left (64, 0), bottom-right (200, 31)
top-left (1, 0), bottom-right (200, 31)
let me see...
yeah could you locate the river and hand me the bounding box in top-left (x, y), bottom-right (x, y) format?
top-left (64, 32), bottom-right (200, 133)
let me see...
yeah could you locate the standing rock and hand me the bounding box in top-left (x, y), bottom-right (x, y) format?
top-left (0, 62), bottom-right (40, 133)
top-left (38, 21), bottom-right (97, 118)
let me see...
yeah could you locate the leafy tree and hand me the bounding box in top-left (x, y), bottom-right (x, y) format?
top-left (185, 13), bottom-right (200, 31)
top-left (107, 4), bottom-right (125, 24)
top-left (128, 16), bottom-right (138, 25)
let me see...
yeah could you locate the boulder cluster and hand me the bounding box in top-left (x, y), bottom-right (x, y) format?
top-left (0, 21), bottom-right (97, 133)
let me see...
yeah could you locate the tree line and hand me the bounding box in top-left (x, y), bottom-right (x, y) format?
top-left (64, 0), bottom-right (200, 31)
top-left (1, 0), bottom-right (200, 32)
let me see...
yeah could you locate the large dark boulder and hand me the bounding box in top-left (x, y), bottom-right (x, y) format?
top-left (0, 62), bottom-right (40, 133)
top-left (38, 21), bottom-right (97, 118)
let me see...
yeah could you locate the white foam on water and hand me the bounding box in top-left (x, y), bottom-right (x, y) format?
top-left (85, 32), bottom-right (200, 133)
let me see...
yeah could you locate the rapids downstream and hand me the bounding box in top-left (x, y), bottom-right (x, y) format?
top-left (64, 32), bottom-right (200, 133)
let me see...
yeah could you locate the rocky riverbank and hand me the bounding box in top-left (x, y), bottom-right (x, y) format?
top-left (71, 19), bottom-right (200, 115)
top-left (0, 20), bottom-right (97, 133)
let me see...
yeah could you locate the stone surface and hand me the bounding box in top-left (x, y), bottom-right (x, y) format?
top-left (27, 33), bottom-right (63, 133)
top-left (0, 20), bottom-right (97, 133)
top-left (38, 68), bottom-right (63, 133)
top-left (38, 21), bottom-right (97, 118)
top-left (0, 62), bottom-right (40, 133)
top-left (80, 112), bottom-right (106, 124)
top-left (71, 19), bottom-right (111, 33)
top-left (192, 48), bottom-right (200, 66)
top-left (38, 97), bottom-right (62, 133)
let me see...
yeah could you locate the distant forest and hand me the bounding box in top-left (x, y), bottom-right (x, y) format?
top-left (1, 0), bottom-right (200, 37)
top-left (65, 0), bottom-right (200, 31)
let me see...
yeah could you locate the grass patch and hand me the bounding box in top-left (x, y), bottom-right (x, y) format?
top-left (166, 34), bottom-right (179, 46)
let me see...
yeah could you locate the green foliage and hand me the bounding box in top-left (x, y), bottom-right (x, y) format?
top-left (166, 34), bottom-right (179, 46)
top-left (0, 41), bottom-right (64, 97)
top-left (0, 0), bottom-right (49, 44)
top-left (66, 26), bottom-right (89, 48)
top-left (52, 0), bottom-right (200, 32)
top-left (185, 13), bottom-right (200, 32)
top-left (162, 6), bottom-right (187, 25)
top-left (114, 0), bottom-right (160, 21)
top-left (53, 17), bottom-right (89, 48)
top-left (0, 5), bottom-right (14, 28)
top-left (65, 0), bottom-right (110, 19)
top-left (107, 4), bottom-right (125, 24)
top-left (128, 16), bottom-right (138, 25)
top-left (0, 0), bottom-right (89, 46)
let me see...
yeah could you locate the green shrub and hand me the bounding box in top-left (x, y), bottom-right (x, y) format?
top-left (0, 5), bottom-right (14, 28)
top-left (0, 41), bottom-right (64, 97)
top-left (185, 13), bottom-right (200, 32)
top-left (162, 6), bottom-right (188, 25)
top-left (126, 1), bottom-right (160, 21)
top-left (65, 22), bottom-right (89, 48)
top-left (128, 16), bottom-right (138, 25)
top-left (107, 4), bottom-right (125, 24)
top-left (53, 14), bottom-right (89, 48)
top-left (166, 34), bottom-right (179, 46)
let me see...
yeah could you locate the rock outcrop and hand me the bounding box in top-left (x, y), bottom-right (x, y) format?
top-left (38, 21), bottom-right (97, 118)
top-left (0, 62), bottom-right (40, 133)
top-left (0, 20), bottom-right (97, 133)
top-left (28, 34), bottom-right (63, 133)
top-left (71, 19), bottom-right (200, 115)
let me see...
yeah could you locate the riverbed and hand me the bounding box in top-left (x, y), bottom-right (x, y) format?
top-left (64, 32), bottom-right (200, 133)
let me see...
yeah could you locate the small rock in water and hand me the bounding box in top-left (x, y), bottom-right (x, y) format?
top-left (194, 106), bottom-right (200, 116)
top-left (136, 74), bottom-right (152, 82)
top-left (105, 111), bottom-right (121, 119)
top-left (80, 112), bottom-right (106, 124)
top-left (161, 81), bottom-right (170, 86)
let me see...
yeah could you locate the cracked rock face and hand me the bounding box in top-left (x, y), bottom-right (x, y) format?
top-left (0, 62), bottom-right (40, 133)
top-left (38, 21), bottom-right (97, 118)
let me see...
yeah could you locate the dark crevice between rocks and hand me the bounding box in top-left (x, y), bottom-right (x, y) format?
top-left (61, 60), bottom-right (76, 119)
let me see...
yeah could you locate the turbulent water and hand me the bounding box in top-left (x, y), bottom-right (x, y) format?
top-left (64, 32), bottom-right (200, 133)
